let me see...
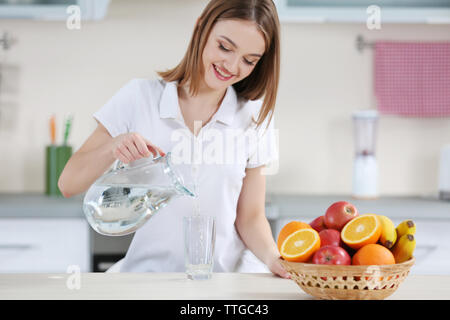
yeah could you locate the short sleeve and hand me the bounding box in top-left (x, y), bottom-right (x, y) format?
top-left (93, 79), bottom-right (138, 138)
top-left (246, 112), bottom-right (278, 170)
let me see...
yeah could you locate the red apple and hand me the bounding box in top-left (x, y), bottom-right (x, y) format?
top-left (312, 245), bottom-right (351, 265)
top-left (319, 229), bottom-right (343, 247)
top-left (309, 215), bottom-right (326, 232)
top-left (324, 201), bottom-right (358, 230)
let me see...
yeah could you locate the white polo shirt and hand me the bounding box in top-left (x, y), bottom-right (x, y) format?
top-left (93, 78), bottom-right (277, 272)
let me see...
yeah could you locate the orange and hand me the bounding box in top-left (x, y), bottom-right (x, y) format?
top-left (280, 228), bottom-right (320, 262)
top-left (341, 214), bottom-right (382, 250)
top-left (352, 243), bottom-right (395, 265)
top-left (277, 221), bottom-right (312, 251)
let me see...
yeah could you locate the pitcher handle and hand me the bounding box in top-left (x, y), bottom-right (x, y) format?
top-left (112, 159), bottom-right (125, 171)
top-left (112, 150), bottom-right (163, 171)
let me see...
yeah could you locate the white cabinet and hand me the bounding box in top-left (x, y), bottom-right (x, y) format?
top-left (0, 218), bottom-right (91, 273)
top-left (274, 217), bottom-right (450, 275)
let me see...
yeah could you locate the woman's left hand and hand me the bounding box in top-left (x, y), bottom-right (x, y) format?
top-left (266, 254), bottom-right (291, 279)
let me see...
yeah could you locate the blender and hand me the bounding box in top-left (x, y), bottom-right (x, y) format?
top-left (352, 110), bottom-right (379, 199)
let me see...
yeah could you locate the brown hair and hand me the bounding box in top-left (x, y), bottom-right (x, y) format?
top-left (157, 0), bottom-right (280, 129)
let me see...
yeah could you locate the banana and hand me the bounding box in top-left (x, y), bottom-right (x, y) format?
top-left (392, 234), bottom-right (416, 263)
top-left (378, 215), bottom-right (397, 249)
top-left (396, 219), bottom-right (416, 238)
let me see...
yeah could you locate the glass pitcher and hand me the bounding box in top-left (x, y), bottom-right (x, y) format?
top-left (82, 152), bottom-right (195, 236)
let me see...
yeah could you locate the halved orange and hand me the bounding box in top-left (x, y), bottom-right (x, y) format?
top-left (341, 214), bottom-right (382, 250)
top-left (280, 228), bottom-right (320, 262)
top-left (277, 221), bottom-right (312, 251)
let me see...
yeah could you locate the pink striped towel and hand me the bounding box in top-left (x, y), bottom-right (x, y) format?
top-left (374, 41), bottom-right (450, 117)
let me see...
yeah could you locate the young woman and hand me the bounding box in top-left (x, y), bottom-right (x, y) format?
top-left (58, 0), bottom-right (289, 278)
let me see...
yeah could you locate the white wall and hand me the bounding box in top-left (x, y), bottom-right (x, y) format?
top-left (0, 0), bottom-right (449, 195)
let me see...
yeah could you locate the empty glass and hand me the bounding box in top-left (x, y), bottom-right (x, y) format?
top-left (183, 215), bottom-right (216, 280)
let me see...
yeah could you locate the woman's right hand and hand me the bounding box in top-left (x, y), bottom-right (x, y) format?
top-left (111, 132), bottom-right (165, 164)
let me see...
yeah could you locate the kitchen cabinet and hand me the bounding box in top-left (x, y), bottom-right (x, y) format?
top-left (0, 193), bottom-right (91, 272)
top-left (0, 218), bottom-right (90, 272)
top-left (0, 193), bottom-right (137, 272)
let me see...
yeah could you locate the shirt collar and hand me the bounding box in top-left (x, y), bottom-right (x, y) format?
top-left (159, 80), bottom-right (182, 120)
top-left (212, 84), bottom-right (239, 126)
top-left (159, 80), bottom-right (239, 126)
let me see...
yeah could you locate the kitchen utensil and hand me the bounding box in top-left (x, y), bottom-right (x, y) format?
top-left (280, 257), bottom-right (414, 300)
top-left (63, 114), bottom-right (73, 145)
top-left (439, 144), bottom-right (450, 201)
top-left (352, 110), bottom-right (378, 199)
top-left (49, 114), bottom-right (56, 145)
top-left (83, 152), bottom-right (195, 236)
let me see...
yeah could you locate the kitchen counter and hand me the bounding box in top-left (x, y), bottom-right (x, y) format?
top-left (1, 192), bottom-right (448, 220)
top-left (0, 273), bottom-right (449, 300)
top-left (266, 194), bottom-right (450, 220)
top-left (0, 192), bottom-right (84, 218)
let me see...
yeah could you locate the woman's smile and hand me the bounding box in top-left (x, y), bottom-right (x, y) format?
top-left (212, 63), bottom-right (234, 81)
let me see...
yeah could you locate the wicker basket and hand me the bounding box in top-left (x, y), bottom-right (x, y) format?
top-left (280, 257), bottom-right (414, 300)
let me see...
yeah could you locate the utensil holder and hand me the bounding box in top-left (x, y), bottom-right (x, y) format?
top-left (45, 144), bottom-right (72, 196)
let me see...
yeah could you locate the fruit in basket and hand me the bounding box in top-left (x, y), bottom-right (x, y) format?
top-left (312, 245), bottom-right (351, 265)
top-left (392, 234), bottom-right (416, 263)
top-left (378, 215), bottom-right (397, 249)
top-left (341, 214), bottom-right (382, 250)
top-left (318, 229), bottom-right (343, 247)
top-left (396, 220), bottom-right (416, 238)
top-left (324, 201), bottom-right (358, 230)
top-left (280, 228), bottom-right (320, 262)
top-left (352, 243), bottom-right (395, 265)
top-left (277, 221), bottom-right (312, 251)
top-left (309, 215), bottom-right (326, 232)
top-left (342, 243), bottom-right (357, 257)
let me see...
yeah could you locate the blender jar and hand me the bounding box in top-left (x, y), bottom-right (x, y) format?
top-left (352, 110), bottom-right (379, 199)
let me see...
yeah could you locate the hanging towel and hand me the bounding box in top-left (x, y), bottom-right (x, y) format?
top-left (374, 41), bottom-right (450, 117)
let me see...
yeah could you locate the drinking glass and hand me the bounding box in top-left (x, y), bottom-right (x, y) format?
top-left (183, 215), bottom-right (216, 280)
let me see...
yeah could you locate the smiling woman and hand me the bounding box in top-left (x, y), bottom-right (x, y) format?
top-left (158, 0), bottom-right (281, 128)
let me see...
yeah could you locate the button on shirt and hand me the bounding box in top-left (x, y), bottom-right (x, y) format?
top-left (93, 78), bottom-right (277, 272)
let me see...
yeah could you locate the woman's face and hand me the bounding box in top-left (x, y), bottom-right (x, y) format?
top-left (201, 19), bottom-right (266, 92)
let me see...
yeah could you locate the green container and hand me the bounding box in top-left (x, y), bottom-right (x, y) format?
top-left (45, 144), bottom-right (72, 196)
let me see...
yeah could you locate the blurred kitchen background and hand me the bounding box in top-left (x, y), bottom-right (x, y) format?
top-left (0, 0), bottom-right (449, 274)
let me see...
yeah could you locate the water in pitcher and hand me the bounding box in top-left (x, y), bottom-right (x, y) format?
top-left (83, 184), bottom-right (178, 236)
